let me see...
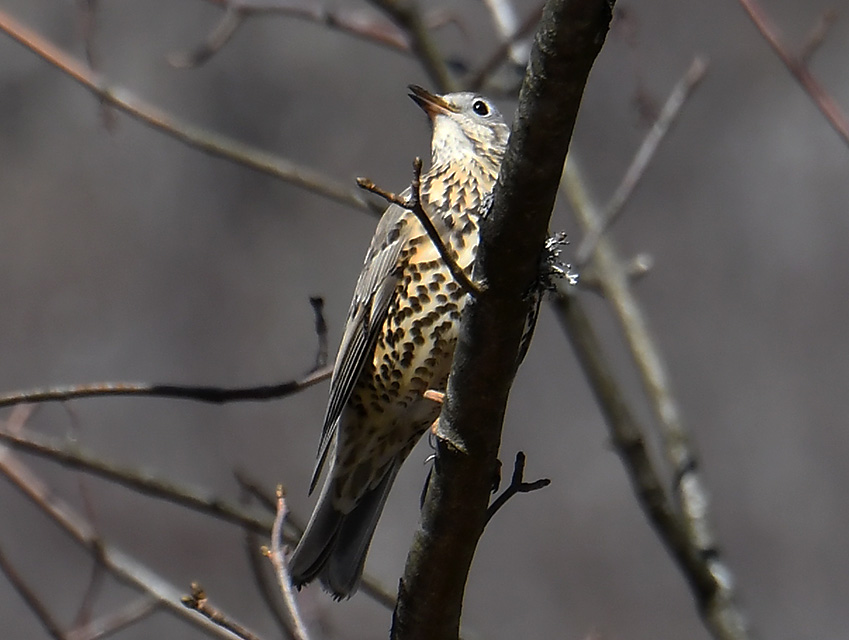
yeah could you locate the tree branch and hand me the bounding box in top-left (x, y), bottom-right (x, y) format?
top-left (0, 443), bottom-right (246, 639)
top-left (173, 1), bottom-right (413, 68)
top-left (0, 8), bottom-right (381, 214)
top-left (561, 159), bottom-right (751, 640)
top-left (0, 427), bottom-right (274, 535)
top-left (737, 0), bottom-right (849, 147)
top-left (390, 2), bottom-right (614, 639)
top-left (0, 544), bottom-right (67, 640)
top-left (182, 584), bottom-right (264, 640)
top-left (266, 489), bottom-right (311, 640)
top-left (0, 365), bottom-right (331, 409)
top-left (575, 56), bottom-right (708, 266)
top-left (66, 597), bottom-right (158, 640)
top-left (369, 0), bottom-right (458, 92)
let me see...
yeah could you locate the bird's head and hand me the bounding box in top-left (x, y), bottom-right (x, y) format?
top-left (408, 85), bottom-right (510, 169)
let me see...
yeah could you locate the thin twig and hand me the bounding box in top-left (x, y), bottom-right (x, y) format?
top-left (357, 158), bottom-right (482, 297)
top-left (66, 597), bottom-right (158, 640)
top-left (0, 427), bottom-right (274, 536)
top-left (173, 1), bottom-right (413, 68)
top-left (235, 470), bottom-right (281, 514)
top-left (244, 530), bottom-right (296, 640)
top-left (0, 544), bottom-right (67, 640)
top-left (481, 0), bottom-right (532, 65)
top-left (0, 444), bottom-right (245, 639)
top-left (575, 56), bottom-right (708, 266)
top-left (799, 9), bottom-right (839, 64)
top-left (169, 5), bottom-right (245, 68)
top-left (182, 583), bottom-right (264, 640)
top-left (308, 297), bottom-right (329, 371)
top-left (198, 0), bottom-right (410, 53)
top-left (0, 365), bottom-right (331, 409)
top-left (468, 3), bottom-right (543, 91)
top-left (369, 0), bottom-right (457, 92)
top-left (485, 452), bottom-right (550, 523)
top-left (73, 560), bottom-right (107, 632)
top-left (738, 0), bottom-right (849, 147)
top-left (0, 8), bottom-right (381, 214)
top-left (266, 488), bottom-right (312, 640)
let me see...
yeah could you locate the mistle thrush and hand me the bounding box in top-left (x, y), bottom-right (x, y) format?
top-left (289, 86), bottom-right (512, 598)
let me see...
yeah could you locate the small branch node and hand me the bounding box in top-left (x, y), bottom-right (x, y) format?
top-left (485, 452), bottom-right (550, 523)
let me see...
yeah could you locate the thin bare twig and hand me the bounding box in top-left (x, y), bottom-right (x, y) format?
top-left (481, 0), bottom-right (532, 65)
top-left (575, 56), bottom-right (708, 266)
top-left (169, 5), bottom-right (245, 68)
top-left (0, 445), bottom-right (244, 639)
top-left (0, 8), bottom-right (381, 214)
top-left (368, 0), bottom-right (457, 92)
top-left (267, 488), bottom-right (311, 640)
top-left (799, 9), bottom-right (839, 64)
top-left (182, 584), bottom-right (264, 640)
top-left (357, 158), bottom-right (482, 297)
top-left (469, 3), bottom-right (543, 91)
top-left (0, 365), bottom-right (331, 409)
top-left (0, 544), bottom-right (67, 640)
top-left (172, 1), bottom-right (414, 68)
top-left (66, 597), bottom-right (158, 640)
top-left (0, 427), bottom-right (274, 535)
top-left (308, 297), bottom-right (329, 371)
top-left (738, 0), bottom-right (849, 147)
top-left (244, 530), bottom-right (295, 640)
top-left (197, 0), bottom-right (411, 54)
top-left (485, 452), bottom-right (550, 523)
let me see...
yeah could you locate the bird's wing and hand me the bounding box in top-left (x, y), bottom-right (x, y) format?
top-left (309, 201), bottom-right (409, 493)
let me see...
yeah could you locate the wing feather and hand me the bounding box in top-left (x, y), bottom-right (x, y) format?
top-left (309, 201), bottom-right (409, 492)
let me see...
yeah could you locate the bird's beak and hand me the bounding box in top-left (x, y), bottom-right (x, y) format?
top-left (408, 85), bottom-right (456, 120)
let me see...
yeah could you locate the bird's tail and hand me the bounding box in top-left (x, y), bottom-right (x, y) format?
top-left (289, 463), bottom-right (399, 599)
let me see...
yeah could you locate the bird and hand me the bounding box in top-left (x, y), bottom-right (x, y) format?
top-left (288, 85), bottom-right (511, 598)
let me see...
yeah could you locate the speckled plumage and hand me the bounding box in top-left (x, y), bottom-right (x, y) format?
top-left (289, 86), bottom-right (510, 598)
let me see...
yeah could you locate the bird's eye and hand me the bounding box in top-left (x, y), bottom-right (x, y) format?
top-left (472, 99), bottom-right (490, 116)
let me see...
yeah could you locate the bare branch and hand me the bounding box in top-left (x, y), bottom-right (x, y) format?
top-left (738, 0), bottom-right (849, 147)
top-left (66, 597), bottom-right (158, 640)
top-left (0, 544), bottom-right (67, 640)
top-left (308, 297), bottom-right (329, 371)
top-left (0, 427), bottom-right (274, 535)
top-left (0, 8), bottom-right (381, 214)
top-left (575, 56), bottom-right (708, 267)
top-left (485, 451), bottom-right (550, 523)
top-left (182, 584), bottom-right (264, 640)
top-left (369, 0), bottom-right (457, 92)
top-left (266, 488), bottom-right (311, 640)
top-left (469, 3), bottom-right (543, 91)
top-left (562, 158), bottom-right (751, 640)
top-left (199, 0), bottom-right (411, 53)
top-left (799, 9), bottom-right (839, 64)
top-left (0, 444), bottom-right (245, 639)
top-left (0, 365), bottom-right (331, 409)
top-left (481, 0), bottom-right (532, 65)
top-left (244, 530), bottom-right (295, 640)
top-left (169, 5), bottom-right (245, 68)
top-left (357, 158), bottom-right (482, 297)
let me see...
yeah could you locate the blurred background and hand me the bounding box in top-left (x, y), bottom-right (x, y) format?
top-left (1, 1), bottom-right (848, 638)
